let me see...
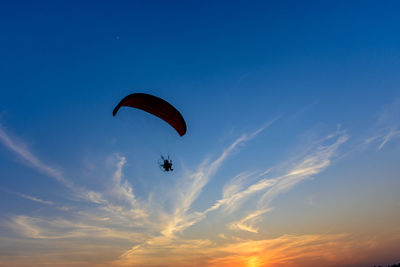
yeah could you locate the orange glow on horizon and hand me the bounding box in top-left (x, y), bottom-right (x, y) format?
top-left (108, 232), bottom-right (400, 267)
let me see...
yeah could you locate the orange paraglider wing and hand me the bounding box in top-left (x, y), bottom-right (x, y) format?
top-left (113, 93), bottom-right (187, 136)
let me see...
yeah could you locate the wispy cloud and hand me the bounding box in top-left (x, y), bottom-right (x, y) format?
top-left (0, 125), bottom-right (144, 213)
top-left (259, 130), bottom-right (348, 204)
top-left (201, 170), bottom-right (276, 216)
top-left (107, 155), bottom-right (147, 219)
top-left (364, 98), bottom-right (400, 150)
top-left (378, 129), bottom-right (400, 150)
top-left (229, 208), bottom-right (272, 233)
top-left (179, 128), bottom-right (347, 235)
top-left (0, 186), bottom-right (54, 205)
top-left (0, 124), bottom-right (150, 250)
top-left (7, 215), bottom-right (146, 241)
top-left (0, 124), bottom-right (74, 189)
top-left (0, 124), bottom-right (109, 206)
top-left (160, 122), bottom-right (275, 238)
top-left (15, 193), bottom-right (54, 205)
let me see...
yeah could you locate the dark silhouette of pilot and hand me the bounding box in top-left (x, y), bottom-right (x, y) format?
top-left (160, 156), bottom-right (173, 171)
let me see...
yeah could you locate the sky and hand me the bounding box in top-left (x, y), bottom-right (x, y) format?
top-left (0, 1), bottom-right (400, 266)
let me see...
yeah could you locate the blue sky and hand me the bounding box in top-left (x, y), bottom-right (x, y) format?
top-left (0, 1), bottom-right (400, 266)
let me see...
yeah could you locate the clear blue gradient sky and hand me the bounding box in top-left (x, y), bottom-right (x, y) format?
top-left (0, 1), bottom-right (399, 266)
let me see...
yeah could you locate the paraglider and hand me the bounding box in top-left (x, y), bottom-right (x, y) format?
top-left (113, 93), bottom-right (186, 172)
top-left (113, 93), bottom-right (186, 136)
top-left (159, 155), bottom-right (173, 172)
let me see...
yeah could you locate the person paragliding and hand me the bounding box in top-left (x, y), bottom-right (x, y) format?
top-left (160, 155), bottom-right (173, 172)
top-left (112, 93), bottom-right (186, 171)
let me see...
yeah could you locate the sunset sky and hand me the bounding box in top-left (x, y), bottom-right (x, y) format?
top-left (1, 1), bottom-right (400, 266)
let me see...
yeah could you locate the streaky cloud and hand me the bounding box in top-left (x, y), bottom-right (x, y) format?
top-left (226, 129), bottom-right (348, 233)
top-left (365, 98), bottom-right (400, 150)
top-left (108, 155), bottom-right (145, 216)
top-left (0, 124), bottom-right (135, 209)
top-left (160, 122), bottom-right (276, 238)
top-left (15, 193), bottom-right (54, 205)
top-left (228, 208), bottom-right (273, 233)
top-left (378, 129), bottom-right (400, 150)
top-left (8, 215), bottom-right (146, 241)
top-left (0, 186), bottom-right (54, 205)
top-left (0, 124), bottom-right (74, 189)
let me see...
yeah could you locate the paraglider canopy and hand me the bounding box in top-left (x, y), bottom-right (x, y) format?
top-left (113, 93), bottom-right (187, 136)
